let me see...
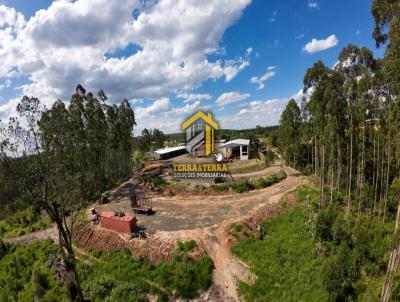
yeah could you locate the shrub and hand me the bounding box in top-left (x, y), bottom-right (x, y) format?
top-left (105, 283), bottom-right (148, 302)
top-left (210, 183), bottom-right (230, 192)
top-left (31, 267), bottom-right (50, 299)
top-left (322, 242), bottom-right (359, 302)
top-left (86, 276), bottom-right (116, 299)
top-left (177, 240), bottom-right (198, 252)
top-left (194, 184), bottom-right (206, 191)
top-left (210, 171), bottom-right (286, 193)
top-left (91, 249), bottom-right (103, 258)
top-left (231, 180), bottom-right (254, 193)
top-left (141, 175), bottom-right (167, 187)
top-left (0, 207), bottom-right (51, 238)
top-left (81, 242), bottom-right (213, 301)
top-left (315, 205), bottom-right (339, 242)
top-left (0, 239), bottom-right (65, 301)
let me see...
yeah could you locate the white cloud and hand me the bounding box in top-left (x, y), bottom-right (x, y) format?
top-left (219, 87), bottom-right (314, 129)
top-left (307, 2), bottom-right (318, 9)
top-left (0, 0), bottom-right (251, 119)
top-left (268, 18), bottom-right (275, 22)
top-left (356, 29), bottom-right (360, 35)
top-left (219, 98), bottom-right (285, 128)
top-left (223, 58), bottom-right (250, 82)
top-left (133, 97), bottom-right (210, 134)
top-left (216, 92), bottom-right (250, 106)
top-left (176, 92), bottom-right (211, 103)
top-left (246, 47), bottom-right (253, 55)
top-left (135, 97), bottom-right (172, 118)
top-left (303, 34), bottom-right (338, 53)
top-left (295, 33), bottom-right (305, 40)
top-left (250, 66), bottom-right (276, 90)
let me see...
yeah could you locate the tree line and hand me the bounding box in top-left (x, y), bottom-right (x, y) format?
top-left (0, 85), bottom-right (136, 300)
top-left (278, 1), bottom-right (400, 300)
top-left (279, 4), bottom-right (400, 219)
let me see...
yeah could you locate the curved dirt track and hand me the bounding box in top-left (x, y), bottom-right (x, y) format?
top-left (95, 166), bottom-right (299, 233)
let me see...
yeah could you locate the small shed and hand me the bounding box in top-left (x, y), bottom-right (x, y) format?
top-left (217, 139), bottom-right (250, 160)
top-left (100, 211), bottom-right (137, 234)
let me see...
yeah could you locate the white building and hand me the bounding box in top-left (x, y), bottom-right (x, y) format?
top-left (217, 139), bottom-right (250, 160)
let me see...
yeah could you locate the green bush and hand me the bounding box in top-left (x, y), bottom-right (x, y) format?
top-left (141, 175), bottom-right (167, 187)
top-left (391, 273), bottom-right (400, 302)
top-left (315, 205), bottom-right (340, 242)
top-left (194, 184), bottom-right (206, 191)
top-left (322, 242), bottom-right (359, 302)
top-left (210, 183), bottom-right (230, 192)
top-left (0, 239), bottom-right (67, 301)
top-left (91, 249), bottom-right (103, 258)
top-left (210, 171), bottom-right (286, 193)
top-left (231, 180), bottom-right (255, 193)
top-left (320, 209), bottom-right (392, 301)
top-left (176, 240), bottom-right (198, 252)
top-left (105, 283), bottom-right (148, 302)
top-left (0, 207), bottom-right (51, 239)
top-left (86, 276), bottom-right (116, 299)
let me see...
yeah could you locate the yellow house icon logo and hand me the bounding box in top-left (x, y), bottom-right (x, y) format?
top-left (182, 111), bottom-right (219, 157)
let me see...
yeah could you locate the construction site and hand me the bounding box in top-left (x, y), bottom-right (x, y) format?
top-left (73, 158), bottom-right (301, 301)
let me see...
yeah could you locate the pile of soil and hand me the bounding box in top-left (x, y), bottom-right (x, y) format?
top-left (73, 224), bottom-right (206, 262)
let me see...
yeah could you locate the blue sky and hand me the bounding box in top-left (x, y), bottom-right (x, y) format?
top-left (0, 0), bottom-right (383, 133)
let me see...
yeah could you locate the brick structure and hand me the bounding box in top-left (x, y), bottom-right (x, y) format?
top-left (100, 211), bottom-right (137, 234)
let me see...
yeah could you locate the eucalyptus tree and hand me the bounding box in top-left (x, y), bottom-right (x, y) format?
top-left (2, 85), bottom-right (136, 301)
top-left (278, 99), bottom-right (301, 167)
top-left (303, 61), bottom-right (331, 203)
top-left (335, 44), bottom-right (376, 213)
top-left (3, 96), bottom-right (85, 300)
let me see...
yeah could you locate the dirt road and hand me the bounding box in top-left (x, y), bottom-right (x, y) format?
top-left (95, 166), bottom-right (298, 233)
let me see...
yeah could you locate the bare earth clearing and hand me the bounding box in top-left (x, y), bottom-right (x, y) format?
top-left (95, 165), bottom-right (295, 232)
top-left (83, 165), bottom-right (301, 301)
top-left (6, 165), bottom-right (300, 301)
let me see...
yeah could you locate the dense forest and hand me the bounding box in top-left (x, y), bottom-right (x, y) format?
top-left (277, 0), bottom-right (400, 301)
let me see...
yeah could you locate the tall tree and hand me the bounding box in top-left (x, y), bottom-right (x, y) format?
top-left (278, 99), bottom-right (301, 167)
top-left (2, 85), bottom-right (136, 301)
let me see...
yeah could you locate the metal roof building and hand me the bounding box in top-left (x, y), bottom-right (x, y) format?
top-left (217, 139), bottom-right (250, 160)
